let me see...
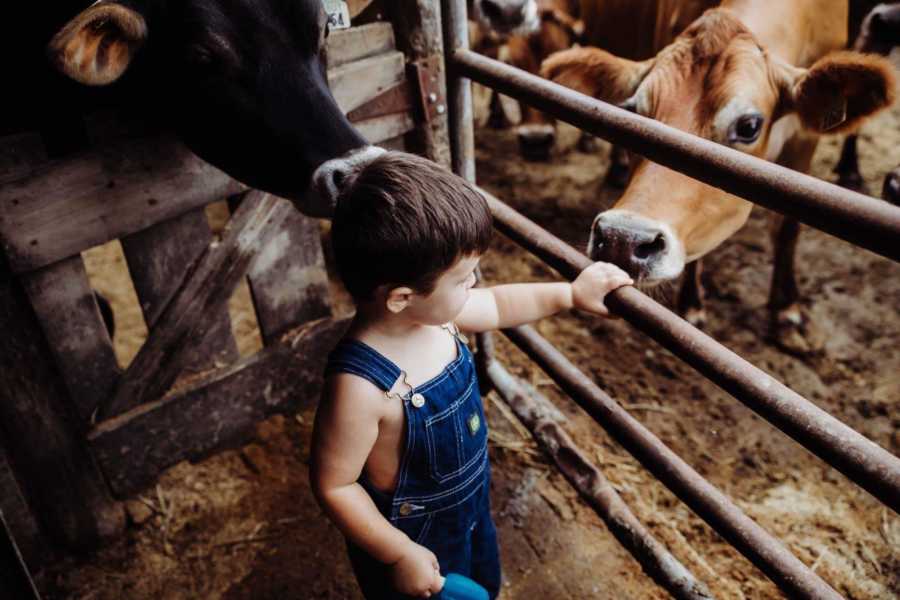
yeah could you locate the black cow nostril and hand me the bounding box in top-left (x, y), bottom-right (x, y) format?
top-left (635, 233), bottom-right (665, 259)
top-left (331, 169), bottom-right (346, 191)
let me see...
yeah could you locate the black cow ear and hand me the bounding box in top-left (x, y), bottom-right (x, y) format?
top-left (48, 3), bottom-right (148, 86)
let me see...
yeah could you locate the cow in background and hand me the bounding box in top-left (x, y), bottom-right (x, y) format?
top-left (833, 2), bottom-right (900, 191)
top-left (497, 0), bottom-right (583, 160)
top-left (471, 0), bottom-right (541, 36)
top-left (490, 0), bottom-right (718, 175)
top-left (544, 2), bottom-right (895, 353)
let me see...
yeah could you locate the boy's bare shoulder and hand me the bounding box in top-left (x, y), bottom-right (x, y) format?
top-left (322, 371), bottom-right (390, 419)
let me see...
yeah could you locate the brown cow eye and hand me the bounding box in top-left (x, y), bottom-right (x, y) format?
top-left (730, 114), bottom-right (763, 144)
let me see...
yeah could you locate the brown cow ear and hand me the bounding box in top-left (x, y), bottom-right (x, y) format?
top-left (788, 51), bottom-right (896, 134)
top-left (48, 3), bottom-right (148, 86)
top-left (541, 47), bottom-right (652, 105)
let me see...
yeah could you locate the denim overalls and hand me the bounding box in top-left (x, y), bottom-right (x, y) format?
top-left (326, 326), bottom-right (501, 600)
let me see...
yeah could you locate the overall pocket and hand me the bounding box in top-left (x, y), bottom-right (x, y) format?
top-left (391, 511), bottom-right (434, 545)
top-left (424, 381), bottom-right (486, 483)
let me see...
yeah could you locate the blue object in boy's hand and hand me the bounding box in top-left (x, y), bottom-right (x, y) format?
top-left (438, 573), bottom-right (489, 600)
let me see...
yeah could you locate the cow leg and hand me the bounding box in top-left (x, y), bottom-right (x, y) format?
top-left (768, 213), bottom-right (824, 353)
top-left (833, 134), bottom-right (866, 193)
top-left (769, 136), bottom-right (824, 355)
top-left (605, 145), bottom-right (631, 188)
top-left (677, 260), bottom-right (706, 329)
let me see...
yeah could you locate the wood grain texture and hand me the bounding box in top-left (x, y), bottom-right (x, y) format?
top-left (0, 435), bottom-right (49, 569)
top-left (120, 208), bottom-right (239, 372)
top-left (246, 210), bottom-right (331, 345)
top-left (0, 260), bottom-right (124, 551)
top-left (328, 50), bottom-right (406, 114)
top-left (386, 1), bottom-right (452, 167)
top-left (21, 255), bottom-right (120, 423)
top-left (90, 315), bottom-right (349, 497)
top-left (101, 191), bottom-right (294, 419)
top-left (326, 21), bottom-right (395, 69)
top-left (0, 134), bottom-right (243, 273)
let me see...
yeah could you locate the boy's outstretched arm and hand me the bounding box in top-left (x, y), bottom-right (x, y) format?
top-left (455, 261), bottom-right (633, 332)
top-left (310, 376), bottom-right (443, 597)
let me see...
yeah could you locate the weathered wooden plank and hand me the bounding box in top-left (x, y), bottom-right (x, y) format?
top-left (89, 315), bottom-right (349, 497)
top-left (246, 210), bottom-right (331, 345)
top-left (121, 209), bottom-right (239, 372)
top-left (0, 507), bottom-right (41, 600)
top-left (386, 1), bottom-right (452, 167)
top-left (0, 134), bottom-right (243, 274)
top-left (0, 133), bottom-right (46, 185)
top-left (0, 259), bottom-right (124, 550)
top-left (0, 436), bottom-right (48, 570)
top-left (326, 21), bottom-right (395, 69)
top-left (328, 51), bottom-right (406, 114)
top-left (356, 112), bottom-right (417, 145)
top-left (21, 255), bottom-right (120, 423)
top-left (101, 191), bottom-right (295, 420)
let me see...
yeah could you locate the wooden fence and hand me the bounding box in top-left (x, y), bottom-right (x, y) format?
top-left (0, 4), bottom-right (449, 567)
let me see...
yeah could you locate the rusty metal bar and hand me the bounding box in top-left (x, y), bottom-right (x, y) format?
top-left (483, 189), bottom-right (900, 513)
top-left (486, 360), bottom-right (716, 600)
top-left (449, 49), bottom-right (900, 263)
top-left (501, 323), bottom-right (843, 600)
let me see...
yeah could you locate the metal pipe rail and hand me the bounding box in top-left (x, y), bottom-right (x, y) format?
top-left (483, 189), bottom-right (900, 513)
top-left (501, 324), bottom-right (842, 600)
top-left (449, 49), bottom-right (900, 264)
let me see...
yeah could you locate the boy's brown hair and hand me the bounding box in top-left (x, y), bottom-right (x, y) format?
top-left (331, 151), bottom-right (493, 302)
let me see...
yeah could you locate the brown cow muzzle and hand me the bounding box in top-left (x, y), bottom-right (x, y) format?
top-left (516, 123), bottom-right (555, 161)
top-left (475, 0), bottom-right (538, 34)
top-left (588, 210), bottom-right (684, 283)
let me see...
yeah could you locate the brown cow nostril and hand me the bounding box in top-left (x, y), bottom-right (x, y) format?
top-left (635, 234), bottom-right (666, 259)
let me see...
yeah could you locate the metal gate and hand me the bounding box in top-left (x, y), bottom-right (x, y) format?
top-left (439, 2), bottom-right (900, 598)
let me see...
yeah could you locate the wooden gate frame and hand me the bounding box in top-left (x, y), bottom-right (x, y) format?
top-left (0, 4), bottom-right (450, 568)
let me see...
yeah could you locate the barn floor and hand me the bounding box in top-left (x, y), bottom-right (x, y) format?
top-left (36, 71), bottom-right (900, 599)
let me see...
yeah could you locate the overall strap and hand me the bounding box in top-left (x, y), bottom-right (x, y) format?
top-left (326, 339), bottom-right (404, 392)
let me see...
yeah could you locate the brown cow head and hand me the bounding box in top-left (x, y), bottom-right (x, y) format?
top-left (543, 9), bottom-right (895, 284)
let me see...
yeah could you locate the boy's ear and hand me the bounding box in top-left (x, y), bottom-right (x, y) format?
top-left (541, 46), bottom-right (653, 105)
top-left (386, 287), bottom-right (414, 314)
top-left (780, 51), bottom-right (896, 133)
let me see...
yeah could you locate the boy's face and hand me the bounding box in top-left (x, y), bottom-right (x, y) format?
top-left (402, 255), bottom-right (481, 325)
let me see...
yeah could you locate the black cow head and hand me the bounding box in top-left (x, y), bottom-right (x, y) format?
top-left (47, 0), bottom-right (374, 217)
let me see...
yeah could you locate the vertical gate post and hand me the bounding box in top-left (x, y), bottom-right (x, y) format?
top-left (386, 2), bottom-right (453, 168)
top-left (0, 259), bottom-right (125, 552)
top-left (440, 0), bottom-right (475, 181)
top-left (440, 0), bottom-right (495, 391)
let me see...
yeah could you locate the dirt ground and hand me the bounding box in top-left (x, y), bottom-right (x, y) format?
top-left (35, 64), bottom-right (900, 600)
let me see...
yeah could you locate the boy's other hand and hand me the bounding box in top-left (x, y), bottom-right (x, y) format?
top-left (390, 539), bottom-right (444, 598)
top-left (572, 262), bottom-right (633, 317)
